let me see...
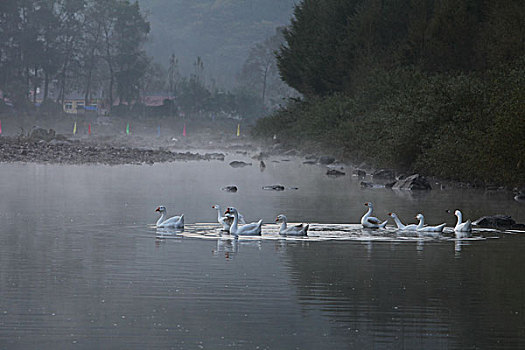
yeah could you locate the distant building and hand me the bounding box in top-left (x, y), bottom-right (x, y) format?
top-left (32, 89), bottom-right (104, 115)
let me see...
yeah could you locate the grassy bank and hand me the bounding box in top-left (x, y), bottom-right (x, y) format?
top-left (253, 59), bottom-right (525, 187)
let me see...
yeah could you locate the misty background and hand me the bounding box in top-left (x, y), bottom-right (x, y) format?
top-left (139, 0), bottom-right (295, 87)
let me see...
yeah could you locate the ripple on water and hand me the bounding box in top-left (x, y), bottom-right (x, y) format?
top-left (149, 223), bottom-right (504, 244)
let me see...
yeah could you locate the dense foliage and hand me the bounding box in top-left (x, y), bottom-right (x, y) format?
top-left (255, 0), bottom-right (525, 187)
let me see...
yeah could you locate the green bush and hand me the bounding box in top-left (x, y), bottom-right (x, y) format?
top-left (253, 59), bottom-right (525, 187)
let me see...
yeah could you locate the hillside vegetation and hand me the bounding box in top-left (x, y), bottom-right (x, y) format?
top-left (253, 0), bottom-right (525, 187)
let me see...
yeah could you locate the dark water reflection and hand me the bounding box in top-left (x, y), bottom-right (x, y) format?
top-left (0, 159), bottom-right (523, 349)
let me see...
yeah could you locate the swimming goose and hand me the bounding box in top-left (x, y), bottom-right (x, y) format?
top-left (225, 207), bottom-right (262, 236)
top-left (388, 212), bottom-right (417, 230)
top-left (361, 202), bottom-right (387, 228)
top-left (211, 205), bottom-right (245, 231)
top-left (454, 210), bottom-right (472, 233)
top-left (415, 213), bottom-right (446, 232)
top-left (155, 205), bottom-right (184, 229)
top-left (275, 214), bottom-right (308, 236)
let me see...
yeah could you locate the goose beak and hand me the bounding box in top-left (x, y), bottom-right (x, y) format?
top-left (155, 207), bottom-right (160, 212)
top-left (225, 208), bottom-right (231, 214)
top-left (387, 212), bottom-right (392, 216)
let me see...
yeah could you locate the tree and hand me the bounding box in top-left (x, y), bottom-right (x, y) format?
top-left (239, 27), bottom-right (298, 110)
top-left (111, 0), bottom-right (150, 106)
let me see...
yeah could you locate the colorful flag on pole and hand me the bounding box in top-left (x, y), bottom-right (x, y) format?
top-left (183, 123), bottom-right (186, 137)
top-left (73, 122), bottom-right (77, 135)
top-left (126, 123), bottom-right (130, 135)
top-left (0, 120), bottom-right (2, 135)
top-left (88, 123), bottom-right (91, 135)
top-left (237, 123), bottom-right (240, 137)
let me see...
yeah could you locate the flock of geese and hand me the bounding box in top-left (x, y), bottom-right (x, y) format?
top-left (155, 201), bottom-right (473, 237)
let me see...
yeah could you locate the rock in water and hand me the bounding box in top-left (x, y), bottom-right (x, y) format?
top-left (372, 169), bottom-right (395, 180)
top-left (229, 161), bottom-right (251, 168)
top-left (318, 155), bottom-right (336, 165)
top-left (326, 169), bottom-right (345, 176)
top-left (262, 185), bottom-right (285, 191)
top-left (473, 215), bottom-right (516, 228)
top-left (221, 185), bottom-right (238, 192)
top-left (353, 169), bottom-right (366, 178)
top-left (391, 174), bottom-right (432, 191)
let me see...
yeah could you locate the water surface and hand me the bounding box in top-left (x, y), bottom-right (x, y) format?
top-left (0, 157), bottom-right (524, 349)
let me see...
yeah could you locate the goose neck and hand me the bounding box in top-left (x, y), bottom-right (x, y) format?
top-left (417, 216), bottom-right (425, 229)
top-left (156, 212), bottom-right (166, 226)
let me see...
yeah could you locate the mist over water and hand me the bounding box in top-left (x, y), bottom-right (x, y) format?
top-left (0, 157), bottom-right (524, 349)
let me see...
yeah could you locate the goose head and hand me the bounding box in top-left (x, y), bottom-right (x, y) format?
top-left (364, 202), bottom-right (373, 208)
top-left (211, 204), bottom-right (220, 210)
top-left (454, 210), bottom-right (462, 217)
top-left (155, 206), bottom-right (167, 213)
top-left (388, 212), bottom-right (397, 218)
top-left (416, 213), bottom-right (424, 221)
top-left (275, 214), bottom-right (287, 223)
top-left (225, 207), bottom-right (237, 215)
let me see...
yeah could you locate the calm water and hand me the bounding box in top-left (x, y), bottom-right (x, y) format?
top-left (0, 155), bottom-right (524, 349)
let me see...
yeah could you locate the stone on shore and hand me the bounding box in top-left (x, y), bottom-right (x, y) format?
top-left (391, 174), bottom-right (432, 191)
top-left (318, 155), bottom-right (336, 165)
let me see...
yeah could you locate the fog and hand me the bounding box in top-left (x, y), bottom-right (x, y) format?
top-left (138, 0), bottom-right (296, 87)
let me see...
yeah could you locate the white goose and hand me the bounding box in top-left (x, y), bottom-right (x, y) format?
top-left (454, 210), bottom-right (472, 233)
top-left (275, 214), bottom-right (308, 236)
top-left (211, 204), bottom-right (245, 231)
top-left (388, 212), bottom-right (417, 231)
top-left (225, 207), bottom-right (262, 236)
top-left (155, 205), bottom-right (184, 229)
top-left (415, 213), bottom-right (446, 233)
top-left (361, 202), bottom-right (387, 228)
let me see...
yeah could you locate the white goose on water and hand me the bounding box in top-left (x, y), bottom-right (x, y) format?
top-left (415, 213), bottom-right (446, 233)
top-left (388, 212), bottom-right (417, 231)
top-left (155, 205), bottom-right (184, 229)
top-left (453, 210), bottom-right (472, 233)
top-left (225, 207), bottom-right (262, 236)
top-left (361, 202), bottom-right (387, 228)
top-left (275, 214), bottom-right (308, 236)
top-left (212, 204), bottom-right (245, 231)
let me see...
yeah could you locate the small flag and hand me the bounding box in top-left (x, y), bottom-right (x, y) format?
top-left (236, 123), bottom-right (240, 137)
top-left (88, 123), bottom-right (91, 135)
top-left (73, 122), bottom-right (77, 135)
top-left (157, 125), bottom-right (161, 137)
top-left (0, 120), bottom-right (2, 134)
top-left (126, 123), bottom-right (130, 135)
top-left (183, 123), bottom-right (186, 137)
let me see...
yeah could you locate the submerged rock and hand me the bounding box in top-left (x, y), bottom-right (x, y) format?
top-left (326, 169), bottom-right (345, 176)
top-left (391, 174), bottom-right (432, 191)
top-left (262, 184), bottom-right (285, 191)
top-left (229, 160), bottom-right (252, 168)
top-left (360, 181), bottom-right (385, 189)
top-left (221, 185), bottom-right (238, 193)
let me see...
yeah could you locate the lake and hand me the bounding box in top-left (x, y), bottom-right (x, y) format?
top-left (0, 154), bottom-right (524, 349)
